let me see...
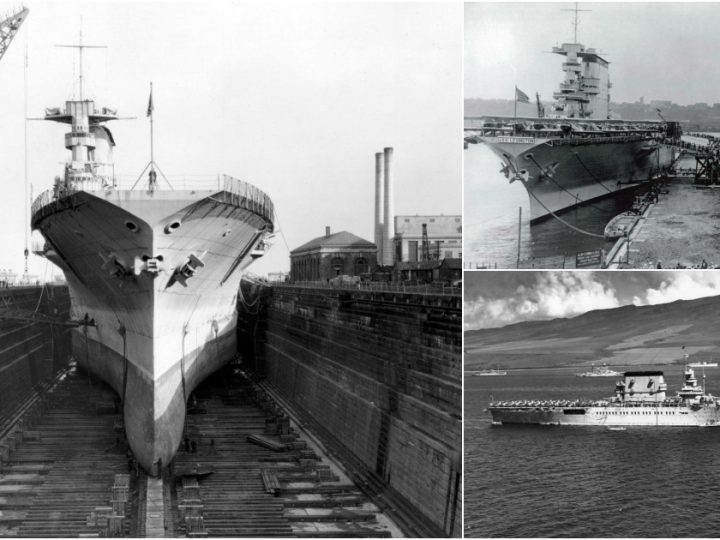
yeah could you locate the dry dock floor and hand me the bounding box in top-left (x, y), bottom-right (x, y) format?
top-left (0, 366), bottom-right (400, 538)
top-left (613, 177), bottom-right (720, 268)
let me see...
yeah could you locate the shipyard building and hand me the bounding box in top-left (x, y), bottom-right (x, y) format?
top-left (289, 227), bottom-right (377, 281)
top-left (394, 215), bottom-right (462, 262)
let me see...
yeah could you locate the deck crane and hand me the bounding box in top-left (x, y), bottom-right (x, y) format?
top-left (0, 7), bottom-right (28, 65)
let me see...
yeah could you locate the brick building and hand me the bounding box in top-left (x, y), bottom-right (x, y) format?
top-left (290, 227), bottom-right (377, 281)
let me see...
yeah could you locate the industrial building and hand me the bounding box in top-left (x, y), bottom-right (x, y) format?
top-left (289, 227), bottom-right (377, 281)
top-left (394, 215), bottom-right (462, 262)
top-left (288, 147), bottom-right (460, 283)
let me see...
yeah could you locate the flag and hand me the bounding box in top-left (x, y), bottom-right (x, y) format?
top-left (515, 87), bottom-right (530, 104)
top-left (146, 86), bottom-right (154, 117)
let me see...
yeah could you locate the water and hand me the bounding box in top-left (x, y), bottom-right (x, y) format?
top-left (465, 366), bottom-right (720, 537)
top-left (464, 143), bottom-right (696, 269)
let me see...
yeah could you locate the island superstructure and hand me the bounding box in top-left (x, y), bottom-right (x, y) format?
top-left (30, 91), bottom-right (274, 474)
top-left (489, 365), bottom-right (720, 427)
top-left (465, 35), bottom-right (680, 222)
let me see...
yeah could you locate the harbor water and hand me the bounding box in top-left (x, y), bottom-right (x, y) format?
top-left (464, 144), bottom-right (630, 268)
top-left (465, 365), bottom-right (720, 537)
top-left (464, 141), bottom-right (699, 268)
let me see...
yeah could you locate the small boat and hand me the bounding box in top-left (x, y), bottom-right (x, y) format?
top-left (688, 362), bottom-right (718, 368)
top-left (607, 427), bottom-right (626, 431)
top-left (576, 363), bottom-right (622, 377)
top-left (604, 211), bottom-right (637, 240)
top-left (473, 366), bottom-right (507, 376)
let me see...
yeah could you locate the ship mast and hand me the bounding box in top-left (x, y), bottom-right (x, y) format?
top-left (47, 32), bottom-right (118, 191)
top-left (561, 2), bottom-right (591, 44)
top-left (56, 30), bottom-right (106, 101)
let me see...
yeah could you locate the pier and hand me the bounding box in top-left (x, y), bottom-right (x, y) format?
top-left (606, 176), bottom-right (720, 268)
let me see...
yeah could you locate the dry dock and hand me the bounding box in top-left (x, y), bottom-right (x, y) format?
top-left (0, 283), bottom-right (461, 537)
top-left (0, 363), bottom-right (401, 537)
top-left (238, 283), bottom-right (462, 538)
top-left (606, 177), bottom-right (720, 268)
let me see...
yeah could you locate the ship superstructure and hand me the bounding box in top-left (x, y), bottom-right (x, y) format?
top-left (489, 367), bottom-right (720, 427)
top-left (465, 17), bottom-right (680, 222)
top-left (576, 363), bottom-right (621, 377)
top-left (31, 91), bottom-right (274, 474)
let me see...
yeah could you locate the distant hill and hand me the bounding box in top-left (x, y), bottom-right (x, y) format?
top-left (465, 295), bottom-right (720, 370)
top-left (464, 98), bottom-right (720, 131)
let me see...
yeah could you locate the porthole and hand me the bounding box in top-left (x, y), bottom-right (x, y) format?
top-left (164, 220), bottom-right (182, 234)
top-left (125, 221), bottom-right (139, 233)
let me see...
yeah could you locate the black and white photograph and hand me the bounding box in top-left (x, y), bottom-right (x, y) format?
top-left (465, 2), bottom-right (720, 270)
top-left (464, 270), bottom-right (720, 537)
top-left (0, 2), bottom-right (461, 537)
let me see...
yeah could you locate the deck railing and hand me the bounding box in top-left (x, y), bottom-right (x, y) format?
top-left (31, 174), bottom-right (274, 226)
top-left (272, 280), bottom-right (461, 297)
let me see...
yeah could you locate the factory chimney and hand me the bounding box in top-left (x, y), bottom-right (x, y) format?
top-left (374, 152), bottom-right (384, 266)
top-left (382, 147), bottom-right (394, 266)
top-left (325, 226), bottom-right (331, 237)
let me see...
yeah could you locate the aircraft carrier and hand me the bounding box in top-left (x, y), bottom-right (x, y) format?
top-left (489, 365), bottom-right (720, 427)
top-left (465, 23), bottom-right (680, 223)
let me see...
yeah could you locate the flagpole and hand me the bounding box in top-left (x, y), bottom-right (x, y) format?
top-left (149, 81), bottom-right (154, 173)
top-left (132, 81), bottom-right (172, 191)
top-left (514, 86), bottom-right (517, 135)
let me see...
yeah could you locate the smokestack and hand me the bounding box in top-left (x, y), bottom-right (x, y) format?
top-left (382, 147), bottom-right (394, 266)
top-left (325, 226), bottom-right (331, 237)
top-left (374, 152), bottom-right (384, 265)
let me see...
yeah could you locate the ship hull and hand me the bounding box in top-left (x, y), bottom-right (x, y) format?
top-left (489, 405), bottom-right (720, 427)
top-left (31, 179), bottom-right (273, 474)
top-left (73, 321), bottom-right (236, 470)
top-left (481, 136), bottom-right (675, 222)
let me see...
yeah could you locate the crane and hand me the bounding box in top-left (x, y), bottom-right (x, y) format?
top-left (0, 6), bottom-right (28, 65)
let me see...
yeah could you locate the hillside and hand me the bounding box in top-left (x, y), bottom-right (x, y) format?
top-left (465, 295), bottom-right (720, 369)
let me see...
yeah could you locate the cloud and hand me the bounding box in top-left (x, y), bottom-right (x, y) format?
top-left (639, 272), bottom-right (720, 306)
top-left (464, 272), bottom-right (621, 330)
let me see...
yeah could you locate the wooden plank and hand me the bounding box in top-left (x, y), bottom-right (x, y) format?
top-left (247, 434), bottom-right (288, 452)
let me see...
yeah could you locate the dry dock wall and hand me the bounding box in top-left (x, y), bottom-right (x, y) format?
top-left (0, 285), bottom-right (71, 431)
top-left (239, 284), bottom-right (461, 537)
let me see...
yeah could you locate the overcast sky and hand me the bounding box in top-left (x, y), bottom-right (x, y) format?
top-left (465, 2), bottom-right (720, 106)
top-left (464, 271), bottom-right (720, 331)
top-left (0, 1), bottom-right (461, 279)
